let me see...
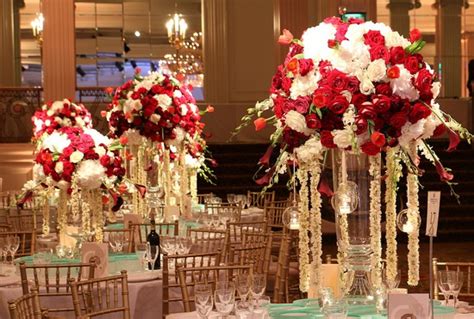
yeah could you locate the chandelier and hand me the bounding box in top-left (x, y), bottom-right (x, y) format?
top-left (166, 13), bottom-right (188, 50)
top-left (31, 13), bottom-right (44, 46)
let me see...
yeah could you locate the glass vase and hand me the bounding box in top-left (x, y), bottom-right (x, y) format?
top-left (331, 150), bottom-right (373, 305)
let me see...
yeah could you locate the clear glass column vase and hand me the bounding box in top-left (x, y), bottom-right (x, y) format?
top-left (146, 186), bottom-right (165, 222)
top-left (331, 150), bottom-right (373, 305)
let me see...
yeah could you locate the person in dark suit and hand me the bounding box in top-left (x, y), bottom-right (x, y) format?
top-left (468, 59), bottom-right (474, 97)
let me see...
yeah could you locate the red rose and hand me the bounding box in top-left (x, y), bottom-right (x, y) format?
top-left (364, 30), bottom-right (385, 47)
top-left (62, 161), bottom-right (74, 178)
top-left (409, 103), bottom-right (431, 123)
top-left (313, 86), bottom-right (334, 108)
top-left (369, 45), bottom-right (390, 63)
top-left (62, 146), bottom-right (74, 158)
top-left (293, 96), bottom-right (311, 113)
top-left (370, 131), bottom-right (386, 147)
top-left (375, 83), bottom-right (392, 96)
top-left (320, 130), bottom-right (336, 148)
top-left (389, 111), bottom-right (408, 128)
top-left (373, 95), bottom-right (391, 113)
top-left (171, 114), bottom-right (180, 124)
top-left (361, 141), bottom-right (381, 156)
top-left (327, 70), bottom-right (348, 92)
top-left (387, 66), bottom-right (400, 79)
top-left (359, 102), bottom-right (377, 120)
top-left (273, 96), bottom-right (285, 119)
top-left (355, 117), bottom-right (368, 134)
top-left (305, 114), bottom-right (321, 129)
top-left (390, 47), bottom-right (406, 65)
top-left (404, 56), bottom-right (421, 74)
top-left (409, 28), bottom-right (422, 43)
top-left (346, 76), bottom-right (360, 93)
top-left (387, 137), bottom-right (399, 147)
top-left (318, 60), bottom-right (332, 76)
top-left (328, 96), bottom-right (349, 114)
top-left (271, 67), bottom-right (283, 92)
top-left (298, 59), bottom-right (314, 76)
top-left (100, 155), bottom-right (110, 167)
top-left (415, 69), bottom-right (433, 94)
top-left (351, 93), bottom-right (367, 109)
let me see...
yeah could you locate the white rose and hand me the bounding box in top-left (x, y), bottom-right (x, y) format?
top-left (295, 136), bottom-right (323, 164)
top-left (33, 164), bottom-right (45, 182)
top-left (150, 113), bottom-right (161, 124)
top-left (366, 59), bottom-right (387, 82)
top-left (70, 151), bottom-right (84, 163)
top-left (173, 90), bottom-right (183, 98)
top-left (55, 161), bottom-right (64, 174)
top-left (285, 110), bottom-right (313, 136)
top-left (180, 104), bottom-right (188, 116)
top-left (290, 73), bottom-right (319, 99)
top-left (359, 76), bottom-right (375, 95)
top-left (333, 129), bottom-right (353, 149)
top-left (156, 94), bottom-right (172, 107)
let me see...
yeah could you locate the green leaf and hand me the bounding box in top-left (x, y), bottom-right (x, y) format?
top-left (286, 71), bottom-right (294, 78)
top-left (293, 53), bottom-right (305, 60)
top-left (405, 40), bottom-right (426, 54)
top-left (316, 108), bottom-right (323, 119)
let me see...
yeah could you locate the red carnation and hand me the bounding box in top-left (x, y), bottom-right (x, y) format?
top-left (361, 141), bottom-right (381, 156)
top-left (320, 130), bottom-right (337, 148)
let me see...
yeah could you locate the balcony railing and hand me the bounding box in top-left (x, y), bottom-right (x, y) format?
top-left (0, 87), bottom-right (110, 143)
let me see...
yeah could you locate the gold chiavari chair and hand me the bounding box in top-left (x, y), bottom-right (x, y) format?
top-left (187, 228), bottom-right (229, 258)
top-left (101, 227), bottom-right (136, 253)
top-left (178, 265), bottom-right (253, 312)
top-left (70, 270), bottom-right (130, 319)
top-left (247, 191), bottom-right (275, 209)
top-left (0, 230), bottom-right (36, 257)
top-left (226, 221), bottom-right (267, 249)
top-left (162, 252), bottom-right (221, 318)
top-left (229, 243), bottom-right (270, 278)
top-left (241, 231), bottom-right (273, 274)
top-left (0, 192), bottom-right (10, 208)
top-left (0, 223), bottom-right (11, 232)
top-left (19, 260), bottom-right (96, 316)
top-left (7, 213), bottom-right (42, 232)
top-left (433, 258), bottom-right (474, 301)
top-left (264, 205), bottom-right (288, 231)
top-left (8, 287), bottom-right (47, 319)
top-left (129, 220), bottom-right (179, 243)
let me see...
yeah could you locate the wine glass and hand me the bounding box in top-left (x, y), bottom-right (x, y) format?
top-left (236, 274), bottom-right (250, 303)
top-left (195, 283), bottom-right (213, 319)
top-left (214, 281), bottom-right (235, 319)
top-left (250, 274), bottom-right (266, 299)
top-left (226, 194), bottom-right (235, 204)
top-left (235, 300), bottom-right (252, 319)
top-left (438, 271), bottom-right (453, 305)
top-left (447, 271), bottom-right (464, 307)
top-left (8, 236), bottom-right (20, 263)
top-left (108, 233), bottom-right (117, 252)
top-left (323, 299), bottom-right (348, 319)
top-left (145, 243), bottom-right (159, 270)
top-left (114, 232), bottom-right (124, 253)
top-left (382, 268), bottom-right (401, 290)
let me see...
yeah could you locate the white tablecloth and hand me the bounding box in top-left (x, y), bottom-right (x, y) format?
top-left (0, 271), bottom-right (163, 319)
top-left (240, 207), bottom-right (264, 223)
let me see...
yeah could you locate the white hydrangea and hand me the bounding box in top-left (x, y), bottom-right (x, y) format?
top-left (75, 160), bottom-right (106, 189)
top-left (43, 131), bottom-right (71, 153)
top-left (399, 119), bottom-right (426, 148)
top-left (290, 73), bottom-right (319, 99)
top-left (285, 110), bottom-right (313, 136)
top-left (333, 128), bottom-right (353, 149)
top-left (302, 23), bottom-right (337, 62)
top-left (295, 136), bottom-right (324, 164)
top-left (156, 94), bottom-right (172, 108)
top-left (390, 65), bottom-right (419, 101)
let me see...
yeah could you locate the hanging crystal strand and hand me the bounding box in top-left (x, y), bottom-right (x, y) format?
top-left (42, 186), bottom-right (52, 235)
top-left (131, 144), bottom-right (139, 215)
top-left (297, 166), bottom-right (310, 292)
top-left (92, 189), bottom-right (104, 242)
top-left (179, 145), bottom-right (187, 214)
top-left (336, 151), bottom-right (349, 277)
top-left (137, 144), bottom-right (147, 217)
top-left (309, 161), bottom-right (323, 293)
top-left (385, 148), bottom-right (401, 283)
top-left (57, 188), bottom-right (68, 243)
top-left (369, 153), bottom-right (382, 286)
top-left (164, 149), bottom-right (171, 207)
top-left (407, 142), bottom-right (420, 286)
top-left (190, 169), bottom-right (198, 204)
top-left (81, 189), bottom-right (91, 239)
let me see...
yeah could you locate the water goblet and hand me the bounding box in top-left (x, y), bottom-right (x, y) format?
top-left (135, 243), bottom-right (148, 271)
top-left (214, 281), bottom-right (235, 319)
top-left (447, 271), bottom-right (464, 307)
top-left (323, 299), bottom-right (348, 319)
top-left (8, 236), bottom-right (20, 263)
top-left (195, 294), bottom-right (213, 319)
top-left (438, 271), bottom-right (453, 306)
top-left (114, 232), bottom-right (125, 253)
top-left (108, 233), bottom-right (117, 253)
top-left (226, 194), bottom-right (235, 204)
top-left (236, 274), bottom-right (250, 303)
top-left (235, 300), bottom-right (252, 319)
top-left (250, 274), bottom-right (266, 299)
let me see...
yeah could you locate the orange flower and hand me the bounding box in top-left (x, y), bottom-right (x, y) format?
top-left (125, 112), bottom-right (133, 120)
top-left (119, 136), bottom-right (128, 145)
top-left (278, 29), bottom-right (294, 45)
top-left (102, 196), bottom-right (110, 205)
top-left (206, 105), bottom-right (215, 113)
top-left (118, 183), bottom-right (128, 194)
top-left (125, 150), bottom-right (133, 161)
top-left (105, 87), bottom-right (114, 95)
top-left (176, 73), bottom-right (185, 82)
top-left (100, 110), bottom-right (107, 118)
top-left (387, 66), bottom-right (400, 79)
top-left (286, 58), bottom-right (298, 73)
top-left (370, 131), bottom-right (386, 148)
top-left (254, 117), bottom-right (267, 131)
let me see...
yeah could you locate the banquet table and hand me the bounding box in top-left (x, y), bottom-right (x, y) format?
top-left (0, 253), bottom-right (165, 319)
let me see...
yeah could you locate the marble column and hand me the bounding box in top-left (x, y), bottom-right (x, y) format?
top-left (0, 0), bottom-right (22, 86)
top-left (387, 0), bottom-right (414, 37)
top-left (435, 0), bottom-right (464, 97)
top-left (42, 0), bottom-right (76, 101)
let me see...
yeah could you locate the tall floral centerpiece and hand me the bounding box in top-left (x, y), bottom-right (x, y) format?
top-left (31, 126), bottom-right (126, 243)
top-left (235, 18), bottom-right (471, 302)
top-left (106, 70), bottom-right (213, 217)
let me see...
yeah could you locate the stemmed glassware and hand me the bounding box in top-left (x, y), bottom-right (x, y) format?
top-left (195, 283), bottom-right (213, 319)
top-left (447, 271), bottom-right (464, 307)
top-left (0, 238), bottom-right (10, 263)
top-left (7, 236), bottom-right (19, 263)
top-left (438, 271), bottom-right (453, 305)
top-left (214, 281), bottom-right (235, 319)
top-left (381, 268), bottom-right (401, 291)
top-left (236, 274), bottom-right (250, 304)
top-left (145, 242), bottom-right (159, 271)
top-left (250, 274), bottom-right (266, 300)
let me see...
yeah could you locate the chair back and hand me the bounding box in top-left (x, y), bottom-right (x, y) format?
top-left (433, 258), bottom-right (474, 300)
top-left (0, 230), bottom-right (36, 257)
top-left (162, 252), bottom-right (221, 318)
top-left (8, 287), bottom-right (45, 319)
top-left (227, 221), bottom-right (267, 248)
top-left (264, 205), bottom-right (289, 230)
top-left (247, 191), bottom-right (275, 208)
top-left (129, 220), bottom-right (179, 243)
top-left (187, 228), bottom-right (228, 257)
top-left (19, 260), bottom-right (96, 314)
top-left (229, 242), bottom-right (270, 277)
top-left (197, 193), bottom-right (213, 204)
top-left (7, 212), bottom-right (42, 232)
top-left (177, 265), bottom-right (253, 312)
top-left (70, 270), bottom-right (130, 319)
